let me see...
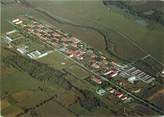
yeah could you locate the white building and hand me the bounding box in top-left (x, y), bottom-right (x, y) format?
top-left (162, 69), bottom-right (164, 74)
top-left (17, 46), bottom-right (28, 55)
top-left (128, 76), bottom-right (137, 84)
top-left (96, 88), bottom-right (106, 96)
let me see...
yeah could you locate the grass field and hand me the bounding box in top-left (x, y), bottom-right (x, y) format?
top-left (66, 65), bottom-right (89, 80)
top-left (37, 50), bottom-right (121, 114)
top-left (2, 105), bottom-right (23, 117)
top-left (1, 0), bottom-right (163, 63)
top-left (38, 50), bottom-right (74, 70)
top-left (1, 67), bottom-right (42, 95)
top-left (1, 46), bottom-right (116, 116)
top-left (38, 51), bottom-right (95, 90)
top-left (1, 47), bottom-right (78, 117)
top-left (34, 100), bottom-right (76, 117)
top-left (27, 0), bottom-right (164, 64)
top-left (1, 1), bottom-right (164, 116)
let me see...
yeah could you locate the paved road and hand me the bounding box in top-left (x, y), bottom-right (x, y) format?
top-left (54, 49), bottom-right (164, 115)
top-left (10, 16), bottom-right (164, 114)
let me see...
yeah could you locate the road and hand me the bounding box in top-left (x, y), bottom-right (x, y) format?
top-left (10, 15), bottom-right (164, 114)
top-left (54, 49), bottom-right (164, 115)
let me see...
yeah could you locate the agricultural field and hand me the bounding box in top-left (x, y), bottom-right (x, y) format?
top-left (0, 47), bottom-right (112, 117)
top-left (26, 0), bottom-right (164, 63)
top-left (1, 0), bottom-right (164, 116)
top-left (38, 50), bottom-right (75, 70)
top-left (1, 0), bottom-right (164, 64)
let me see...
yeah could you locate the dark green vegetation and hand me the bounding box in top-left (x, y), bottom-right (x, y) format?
top-left (1, 47), bottom-right (116, 117)
top-left (1, 0), bottom-right (164, 116)
top-left (103, 0), bottom-right (164, 26)
top-left (1, 46), bottom-right (162, 116)
top-left (2, 50), bottom-right (71, 89)
top-left (1, 0), bottom-right (164, 64)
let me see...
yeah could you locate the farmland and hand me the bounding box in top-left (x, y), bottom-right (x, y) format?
top-left (1, 0), bottom-right (164, 63)
top-left (1, 47), bottom-right (116, 117)
top-left (24, 0), bottom-right (164, 63)
top-left (1, 0), bottom-right (164, 116)
top-left (2, 15), bottom-right (164, 116)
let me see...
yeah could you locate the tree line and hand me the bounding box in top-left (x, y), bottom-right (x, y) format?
top-left (103, 1), bottom-right (164, 26)
top-left (2, 48), bottom-right (110, 114)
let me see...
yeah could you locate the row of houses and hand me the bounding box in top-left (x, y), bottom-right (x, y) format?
top-left (11, 17), bottom-right (157, 87)
top-left (11, 16), bottom-right (155, 104)
top-left (14, 17), bottom-right (120, 81)
top-left (96, 87), bottom-right (129, 101)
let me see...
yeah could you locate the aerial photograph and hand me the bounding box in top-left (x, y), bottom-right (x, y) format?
top-left (0, 0), bottom-right (164, 117)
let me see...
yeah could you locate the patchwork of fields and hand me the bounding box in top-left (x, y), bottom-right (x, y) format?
top-left (1, 0), bottom-right (164, 116)
top-left (1, 0), bottom-right (164, 63)
top-left (26, 0), bottom-right (164, 64)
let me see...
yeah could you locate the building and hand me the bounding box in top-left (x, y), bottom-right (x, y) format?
top-left (27, 50), bottom-right (41, 59)
top-left (17, 46), bottom-right (28, 55)
top-left (5, 36), bottom-right (13, 43)
top-left (12, 19), bottom-right (20, 23)
top-left (15, 21), bottom-right (23, 25)
top-left (162, 69), bottom-right (164, 74)
top-left (109, 89), bottom-right (115, 94)
top-left (91, 76), bottom-right (102, 84)
top-left (121, 96), bottom-right (128, 101)
top-left (117, 93), bottom-right (124, 98)
top-left (91, 63), bottom-right (100, 69)
top-left (104, 68), bottom-right (119, 77)
top-left (96, 88), bottom-right (106, 96)
top-left (128, 76), bottom-right (137, 84)
top-left (120, 66), bottom-right (155, 84)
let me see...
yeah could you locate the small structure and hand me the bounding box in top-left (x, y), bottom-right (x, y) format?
top-left (38, 52), bottom-right (48, 58)
top-left (104, 68), bottom-right (118, 77)
top-left (17, 46), bottom-right (28, 55)
top-left (12, 19), bottom-right (20, 23)
top-left (91, 63), bottom-right (100, 69)
top-left (110, 71), bottom-right (118, 77)
top-left (5, 36), bottom-right (13, 43)
top-left (104, 71), bottom-right (112, 75)
top-left (121, 96), bottom-right (128, 101)
top-left (6, 30), bottom-right (17, 35)
top-left (15, 21), bottom-right (23, 25)
top-left (162, 69), bottom-right (164, 74)
top-left (91, 76), bottom-right (102, 84)
top-left (27, 50), bottom-right (41, 59)
top-left (69, 54), bottom-right (74, 58)
top-left (96, 88), bottom-right (106, 96)
top-left (109, 89), bottom-right (115, 94)
top-left (128, 76), bottom-right (137, 84)
top-left (61, 62), bottom-right (66, 65)
top-left (106, 87), bottom-right (112, 91)
top-left (117, 93), bottom-right (124, 98)
top-left (133, 89), bottom-right (141, 93)
top-left (161, 69), bottom-right (164, 78)
top-left (71, 37), bottom-right (80, 44)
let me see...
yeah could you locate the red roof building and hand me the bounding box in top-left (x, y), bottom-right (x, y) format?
top-left (91, 76), bottom-right (102, 84)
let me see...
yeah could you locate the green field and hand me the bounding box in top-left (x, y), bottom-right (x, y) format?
top-left (0, 47), bottom-right (72, 116)
top-left (1, 65), bottom-right (77, 116)
top-left (1, 1), bottom-right (164, 116)
top-left (1, 0), bottom-right (164, 64)
top-left (66, 65), bottom-right (89, 80)
top-left (26, 0), bottom-right (164, 63)
top-left (1, 46), bottom-right (117, 116)
top-left (38, 50), bottom-right (74, 70)
top-left (39, 50), bottom-right (90, 79)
